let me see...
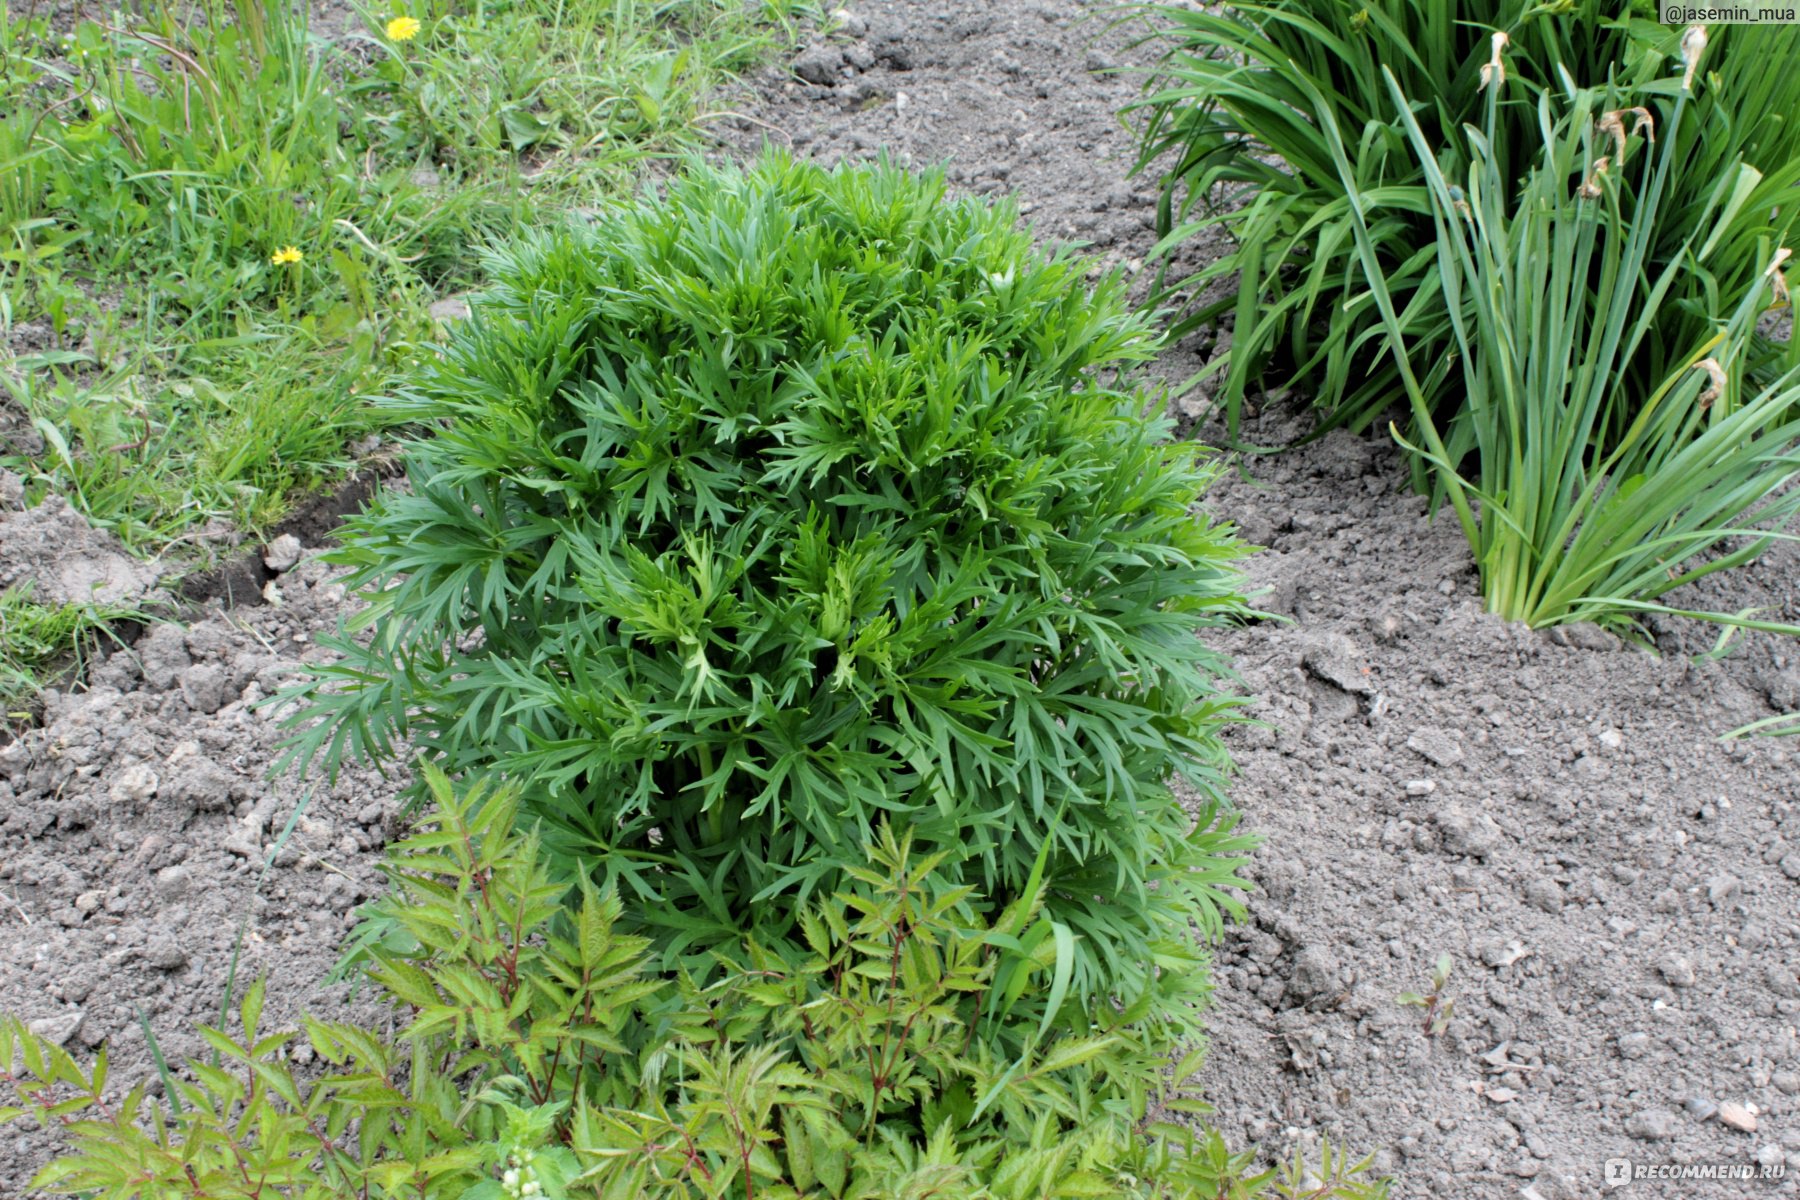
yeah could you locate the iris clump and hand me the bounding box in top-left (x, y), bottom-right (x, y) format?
top-left (282, 152), bottom-right (1256, 1041)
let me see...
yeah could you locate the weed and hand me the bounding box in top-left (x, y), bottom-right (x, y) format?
top-left (0, 583), bottom-right (140, 717)
top-left (1397, 953), bottom-right (1456, 1037)
top-left (0, 0), bottom-right (800, 556)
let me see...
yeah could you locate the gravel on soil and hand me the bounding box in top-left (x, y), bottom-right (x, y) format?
top-left (3, 3), bottom-right (1799, 1197)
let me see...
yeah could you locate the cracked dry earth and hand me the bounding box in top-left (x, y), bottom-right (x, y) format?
top-left (4, 2), bottom-right (1800, 1197)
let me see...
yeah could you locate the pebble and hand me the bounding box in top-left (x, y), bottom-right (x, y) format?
top-left (1757, 1144), bottom-right (1786, 1169)
top-left (1772, 1071), bottom-right (1800, 1096)
top-left (1434, 804), bottom-right (1504, 858)
top-left (794, 44), bottom-right (844, 85)
top-left (107, 763), bottom-right (160, 805)
top-left (26, 1011), bottom-right (84, 1047)
top-left (262, 534), bottom-right (303, 573)
top-left (1523, 879), bottom-right (1563, 914)
top-left (1657, 955), bottom-right (1697, 988)
top-left (1406, 727), bottom-right (1464, 767)
top-left (1287, 946), bottom-right (1340, 1005)
top-left (1718, 1101), bottom-right (1757, 1133)
top-left (1619, 1031), bottom-right (1650, 1059)
top-left (1405, 779), bottom-right (1437, 796)
top-left (1685, 1095), bottom-right (1719, 1121)
top-left (74, 889), bottom-right (104, 914)
top-left (1625, 1108), bottom-right (1681, 1139)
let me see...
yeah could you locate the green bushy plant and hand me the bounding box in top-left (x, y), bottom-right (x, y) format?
top-left (277, 153), bottom-right (1256, 1037)
top-left (1129, 2), bottom-right (1800, 452)
top-left (1341, 44), bottom-right (1800, 633)
top-left (0, 769), bottom-right (1389, 1200)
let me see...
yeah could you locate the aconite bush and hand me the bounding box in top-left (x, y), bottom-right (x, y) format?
top-left (281, 154), bottom-right (1254, 1037)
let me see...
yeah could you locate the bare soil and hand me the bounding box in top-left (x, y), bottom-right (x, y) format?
top-left (3, 2), bottom-right (1799, 1198)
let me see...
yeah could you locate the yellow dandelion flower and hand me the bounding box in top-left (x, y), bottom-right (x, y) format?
top-left (385, 15), bottom-right (421, 40)
top-left (271, 246), bottom-right (303, 266)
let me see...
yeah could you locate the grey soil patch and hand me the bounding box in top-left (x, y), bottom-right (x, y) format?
top-left (0, 548), bottom-right (402, 1191)
top-left (3, 2), bottom-right (1798, 1197)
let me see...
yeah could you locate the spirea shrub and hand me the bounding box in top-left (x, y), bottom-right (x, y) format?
top-left (281, 153), bottom-right (1253, 1033)
top-left (1, 773), bottom-right (1387, 1200)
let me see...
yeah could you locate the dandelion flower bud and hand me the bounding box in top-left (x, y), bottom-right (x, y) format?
top-left (1680, 25), bottom-right (1708, 93)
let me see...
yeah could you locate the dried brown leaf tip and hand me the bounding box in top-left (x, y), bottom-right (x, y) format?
top-left (1695, 357), bottom-right (1727, 408)
top-left (1577, 156), bottom-right (1612, 200)
top-left (1599, 107), bottom-right (1655, 161)
top-left (1479, 30), bottom-right (1510, 92)
top-left (1766, 248), bottom-right (1793, 310)
top-left (1681, 25), bottom-right (1709, 93)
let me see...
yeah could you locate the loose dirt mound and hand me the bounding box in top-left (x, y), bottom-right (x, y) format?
top-left (0, 548), bottom-right (399, 1188)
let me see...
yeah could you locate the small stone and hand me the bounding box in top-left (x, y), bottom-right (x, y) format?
top-left (1625, 1109), bottom-right (1681, 1140)
top-left (144, 936), bottom-right (188, 972)
top-left (428, 294), bottom-right (471, 324)
top-left (1597, 728), bottom-right (1624, 750)
top-left (1405, 779), bottom-right (1437, 796)
top-left (1685, 1095), bottom-right (1719, 1121)
top-left (1434, 804), bottom-right (1503, 858)
top-left (1772, 1071), bottom-right (1800, 1096)
top-left (1084, 49), bottom-right (1115, 73)
top-left (829, 6), bottom-right (866, 37)
top-left (1523, 879), bottom-right (1563, 914)
top-left (1619, 1032), bottom-right (1650, 1060)
top-left (261, 534), bottom-right (302, 573)
top-left (793, 44), bottom-right (844, 85)
top-left (74, 890), bottom-right (104, 914)
top-left (1287, 946), bottom-right (1340, 1005)
top-left (1486, 1087), bottom-right (1519, 1104)
top-left (1480, 939), bottom-right (1530, 968)
top-left (1706, 874), bottom-right (1741, 905)
top-left (1757, 1144), bottom-right (1786, 1169)
top-left (1657, 955), bottom-right (1697, 988)
top-left (27, 1012), bottom-right (84, 1046)
top-left (108, 763), bottom-right (160, 805)
top-left (154, 864), bottom-right (192, 902)
top-left (1718, 1102), bottom-right (1757, 1133)
top-left (1779, 854), bottom-right (1800, 881)
top-left (1406, 727), bottom-right (1464, 767)
top-left (178, 664), bottom-right (229, 714)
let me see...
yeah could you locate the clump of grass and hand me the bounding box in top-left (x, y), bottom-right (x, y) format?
top-left (0, 583), bottom-right (139, 717)
top-left (1341, 42), bottom-right (1800, 635)
top-left (1129, 5), bottom-right (1800, 454)
top-left (0, 0), bottom-right (802, 556)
